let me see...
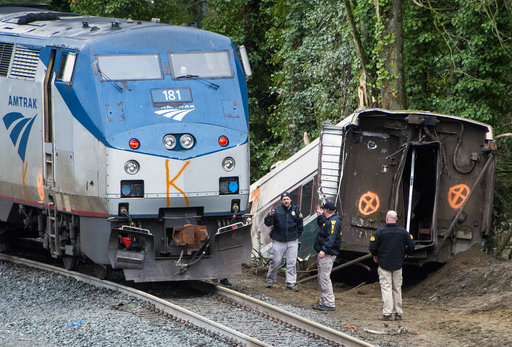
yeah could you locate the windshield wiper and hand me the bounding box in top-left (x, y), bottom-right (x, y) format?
top-left (98, 69), bottom-right (124, 92)
top-left (176, 74), bottom-right (220, 89)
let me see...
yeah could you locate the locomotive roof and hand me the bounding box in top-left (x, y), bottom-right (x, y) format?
top-left (0, 6), bottom-right (210, 45)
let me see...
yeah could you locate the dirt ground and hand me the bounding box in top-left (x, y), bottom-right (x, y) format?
top-left (228, 245), bottom-right (512, 346)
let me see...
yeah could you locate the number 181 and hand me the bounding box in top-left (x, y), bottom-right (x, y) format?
top-left (162, 89), bottom-right (182, 101)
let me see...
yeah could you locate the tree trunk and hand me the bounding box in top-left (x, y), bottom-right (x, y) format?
top-left (343, 0), bottom-right (374, 108)
top-left (376, 0), bottom-right (407, 110)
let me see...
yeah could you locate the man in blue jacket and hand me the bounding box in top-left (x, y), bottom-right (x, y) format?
top-left (264, 192), bottom-right (303, 292)
top-left (369, 210), bottom-right (415, 321)
top-left (313, 201), bottom-right (342, 311)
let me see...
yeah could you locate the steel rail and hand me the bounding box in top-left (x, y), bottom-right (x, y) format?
top-left (198, 283), bottom-right (375, 347)
top-left (0, 253), bottom-right (269, 347)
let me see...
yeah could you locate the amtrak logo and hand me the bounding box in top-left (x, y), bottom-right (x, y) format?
top-left (3, 112), bottom-right (38, 162)
top-left (154, 105), bottom-right (195, 121)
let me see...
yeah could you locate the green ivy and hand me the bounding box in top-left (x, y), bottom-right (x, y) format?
top-left (70, 0), bottom-right (199, 25)
top-left (404, 0), bottom-right (512, 132)
top-left (264, 0), bottom-right (355, 164)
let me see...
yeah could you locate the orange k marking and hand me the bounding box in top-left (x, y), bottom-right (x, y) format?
top-left (22, 161), bottom-right (28, 200)
top-left (165, 159), bottom-right (191, 207)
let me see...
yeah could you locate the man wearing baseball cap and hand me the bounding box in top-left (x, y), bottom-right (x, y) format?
top-left (313, 201), bottom-right (342, 311)
top-left (264, 191), bottom-right (303, 292)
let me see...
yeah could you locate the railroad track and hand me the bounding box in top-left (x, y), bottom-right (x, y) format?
top-left (0, 253), bottom-right (373, 346)
top-left (163, 282), bottom-right (374, 346)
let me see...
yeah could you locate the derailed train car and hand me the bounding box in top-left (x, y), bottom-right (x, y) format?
top-left (250, 109), bottom-right (496, 266)
top-left (318, 109), bottom-right (496, 264)
top-left (0, 6), bottom-right (252, 281)
top-left (249, 135), bottom-right (320, 262)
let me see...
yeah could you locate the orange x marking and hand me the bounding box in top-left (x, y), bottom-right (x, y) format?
top-left (358, 191), bottom-right (380, 215)
top-left (448, 184), bottom-right (470, 209)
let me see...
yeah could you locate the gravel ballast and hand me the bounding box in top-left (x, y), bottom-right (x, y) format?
top-left (0, 261), bottom-right (230, 347)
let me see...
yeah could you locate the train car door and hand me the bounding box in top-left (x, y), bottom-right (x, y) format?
top-left (398, 142), bottom-right (440, 245)
top-left (43, 49), bottom-right (56, 188)
top-left (43, 49), bottom-right (77, 192)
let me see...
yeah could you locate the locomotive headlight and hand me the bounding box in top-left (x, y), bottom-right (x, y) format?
top-left (163, 134), bottom-right (177, 150)
top-left (222, 157), bottom-right (235, 172)
top-left (124, 160), bottom-right (140, 175)
top-left (180, 134), bottom-right (195, 149)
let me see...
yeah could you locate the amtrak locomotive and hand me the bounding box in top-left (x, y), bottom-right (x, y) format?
top-left (0, 6), bottom-right (252, 282)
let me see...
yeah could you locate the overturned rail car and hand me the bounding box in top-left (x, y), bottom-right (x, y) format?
top-left (249, 109), bottom-right (496, 266)
top-left (318, 109), bottom-right (496, 264)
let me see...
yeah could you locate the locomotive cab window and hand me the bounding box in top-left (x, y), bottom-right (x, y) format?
top-left (169, 51), bottom-right (233, 79)
top-left (56, 52), bottom-right (77, 83)
top-left (97, 54), bottom-right (162, 81)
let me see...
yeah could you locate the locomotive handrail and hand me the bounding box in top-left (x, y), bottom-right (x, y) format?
top-left (115, 225), bottom-right (152, 235)
top-left (217, 222), bottom-right (247, 234)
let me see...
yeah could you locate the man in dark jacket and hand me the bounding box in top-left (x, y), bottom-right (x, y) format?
top-left (264, 192), bottom-right (303, 292)
top-left (369, 210), bottom-right (415, 321)
top-left (312, 201), bottom-right (342, 311)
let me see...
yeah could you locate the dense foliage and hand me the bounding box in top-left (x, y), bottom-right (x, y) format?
top-left (263, 0), bottom-right (355, 159)
top-left (201, 0), bottom-right (277, 180)
top-left (403, 1), bottom-right (512, 130)
top-left (70, 0), bottom-right (204, 25)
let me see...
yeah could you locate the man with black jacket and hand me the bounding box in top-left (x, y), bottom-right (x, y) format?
top-left (264, 192), bottom-right (303, 292)
top-left (369, 210), bottom-right (415, 321)
top-left (313, 201), bottom-right (342, 311)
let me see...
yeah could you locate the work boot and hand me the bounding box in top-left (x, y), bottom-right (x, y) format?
top-left (394, 314), bottom-right (402, 321)
top-left (382, 315), bottom-right (392, 321)
top-left (313, 304), bottom-right (335, 311)
top-left (220, 278), bottom-right (232, 287)
top-left (286, 284), bottom-right (299, 292)
top-left (266, 282), bottom-right (273, 288)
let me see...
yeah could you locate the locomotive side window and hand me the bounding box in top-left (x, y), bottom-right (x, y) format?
top-left (97, 54), bottom-right (162, 81)
top-left (169, 51), bottom-right (233, 79)
top-left (0, 42), bottom-right (14, 77)
top-left (56, 52), bottom-right (77, 83)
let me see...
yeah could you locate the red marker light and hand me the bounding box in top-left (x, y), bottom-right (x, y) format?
top-left (121, 237), bottom-right (132, 247)
top-left (218, 136), bottom-right (229, 147)
top-left (129, 138), bottom-right (140, 149)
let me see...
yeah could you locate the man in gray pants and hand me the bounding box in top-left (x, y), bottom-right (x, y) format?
top-left (264, 192), bottom-right (303, 292)
top-left (313, 201), bottom-right (342, 311)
